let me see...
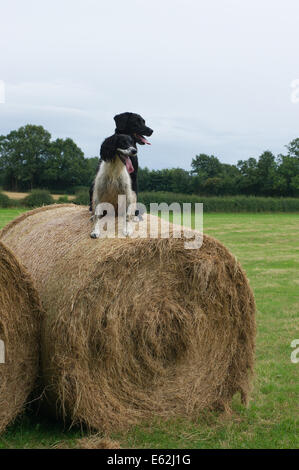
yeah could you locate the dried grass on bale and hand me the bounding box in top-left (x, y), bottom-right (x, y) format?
top-left (0, 242), bottom-right (42, 434)
top-left (0, 204), bottom-right (256, 431)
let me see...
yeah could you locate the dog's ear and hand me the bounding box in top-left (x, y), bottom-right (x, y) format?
top-left (114, 112), bottom-right (131, 133)
top-left (100, 135), bottom-right (118, 161)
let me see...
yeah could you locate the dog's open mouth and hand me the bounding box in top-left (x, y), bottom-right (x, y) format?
top-left (118, 153), bottom-right (135, 173)
top-left (125, 156), bottom-right (134, 173)
top-left (134, 134), bottom-right (151, 145)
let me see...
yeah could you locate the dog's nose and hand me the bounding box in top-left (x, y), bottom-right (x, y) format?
top-left (131, 148), bottom-right (137, 155)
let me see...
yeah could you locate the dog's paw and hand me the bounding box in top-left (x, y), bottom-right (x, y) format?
top-left (123, 224), bottom-right (133, 237)
top-left (90, 230), bottom-right (100, 239)
top-left (133, 214), bottom-right (144, 222)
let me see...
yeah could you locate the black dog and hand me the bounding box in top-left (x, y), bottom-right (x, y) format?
top-left (89, 112), bottom-right (153, 213)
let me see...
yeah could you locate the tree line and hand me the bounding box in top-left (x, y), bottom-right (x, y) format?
top-left (139, 141), bottom-right (299, 197)
top-left (0, 125), bottom-right (98, 192)
top-left (0, 124), bottom-right (298, 197)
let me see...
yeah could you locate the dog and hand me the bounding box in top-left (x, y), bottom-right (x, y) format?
top-left (90, 133), bottom-right (138, 239)
top-left (89, 112), bottom-right (153, 213)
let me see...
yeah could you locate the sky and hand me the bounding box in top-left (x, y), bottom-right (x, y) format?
top-left (0, 0), bottom-right (299, 170)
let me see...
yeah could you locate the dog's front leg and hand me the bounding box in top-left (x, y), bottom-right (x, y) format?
top-left (123, 191), bottom-right (136, 237)
top-left (90, 204), bottom-right (102, 238)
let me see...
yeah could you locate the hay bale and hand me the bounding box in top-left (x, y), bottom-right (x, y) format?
top-left (0, 204), bottom-right (256, 431)
top-left (0, 242), bottom-right (42, 434)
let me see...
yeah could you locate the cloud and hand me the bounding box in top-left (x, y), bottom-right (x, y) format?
top-left (0, 0), bottom-right (298, 168)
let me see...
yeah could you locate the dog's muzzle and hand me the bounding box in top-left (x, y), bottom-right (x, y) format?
top-left (117, 147), bottom-right (137, 157)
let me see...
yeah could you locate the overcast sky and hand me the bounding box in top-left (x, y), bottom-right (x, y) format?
top-left (1, 0), bottom-right (299, 170)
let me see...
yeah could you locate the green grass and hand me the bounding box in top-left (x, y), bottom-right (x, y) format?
top-left (0, 209), bottom-right (298, 449)
top-left (0, 208), bottom-right (28, 228)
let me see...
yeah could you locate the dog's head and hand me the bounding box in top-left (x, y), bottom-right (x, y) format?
top-left (100, 134), bottom-right (137, 174)
top-left (114, 112), bottom-right (153, 145)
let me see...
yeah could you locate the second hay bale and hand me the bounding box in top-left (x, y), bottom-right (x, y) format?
top-left (0, 204), bottom-right (256, 431)
top-left (0, 242), bottom-right (42, 434)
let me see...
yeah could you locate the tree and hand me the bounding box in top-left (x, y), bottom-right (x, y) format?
top-left (276, 139), bottom-right (299, 196)
top-left (169, 168), bottom-right (192, 194)
top-left (256, 151), bottom-right (277, 196)
top-left (86, 157), bottom-right (100, 185)
top-left (277, 155), bottom-right (299, 196)
top-left (202, 177), bottom-right (223, 196)
top-left (0, 125), bottom-right (94, 191)
top-left (41, 138), bottom-right (87, 190)
top-left (0, 125), bottom-right (51, 190)
top-left (290, 174), bottom-right (299, 196)
top-left (286, 138), bottom-right (299, 158)
top-left (138, 167), bottom-right (152, 191)
top-left (237, 157), bottom-right (259, 195)
top-left (191, 154), bottom-right (222, 178)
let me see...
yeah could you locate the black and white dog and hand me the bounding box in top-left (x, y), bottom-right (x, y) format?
top-left (89, 112), bottom-right (153, 213)
top-left (90, 134), bottom-right (138, 238)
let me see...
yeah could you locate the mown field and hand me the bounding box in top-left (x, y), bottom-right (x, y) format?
top-left (0, 209), bottom-right (298, 449)
top-left (2, 191), bottom-right (75, 201)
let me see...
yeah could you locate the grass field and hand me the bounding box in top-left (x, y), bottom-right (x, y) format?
top-left (0, 209), bottom-right (298, 449)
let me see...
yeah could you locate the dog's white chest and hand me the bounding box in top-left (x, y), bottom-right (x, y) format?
top-left (94, 160), bottom-right (131, 208)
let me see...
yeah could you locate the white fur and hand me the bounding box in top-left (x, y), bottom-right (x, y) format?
top-left (90, 155), bottom-right (136, 238)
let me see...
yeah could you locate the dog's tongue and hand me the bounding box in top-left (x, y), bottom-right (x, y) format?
top-left (139, 135), bottom-right (151, 145)
top-left (126, 157), bottom-right (134, 174)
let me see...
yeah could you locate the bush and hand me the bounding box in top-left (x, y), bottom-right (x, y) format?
top-left (23, 190), bottom-right (54, 208)
top-left (57, 195), bottom-right (69, 203)
top-left (49, 187), bottom-right (89, 195)
top-left (74, 186), bottom-right (89, 194)
top-left (0, 192), bottom-right (11, 208)
top-left (8, 199), bottom-right (23, 208)
top-left (138, 192), bottom-right (299, 213)
top-left (74, 189), bottom-right (90, 206)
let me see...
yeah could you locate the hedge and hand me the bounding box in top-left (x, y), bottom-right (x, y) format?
top-left (138, 192), bottom-right (299, 212)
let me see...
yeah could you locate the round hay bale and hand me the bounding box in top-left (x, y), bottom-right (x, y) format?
top-left (0, 204), bottom-right (256, 431)
top-left (0, 241), bottom-right (42, 434)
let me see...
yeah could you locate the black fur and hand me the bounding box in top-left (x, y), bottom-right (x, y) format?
top-left (100, 134), bottom-right (136, 162)
top-left (114, 112), bottom-right (153, 144)
top-left (89, 112), bottom-right (153, 213)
